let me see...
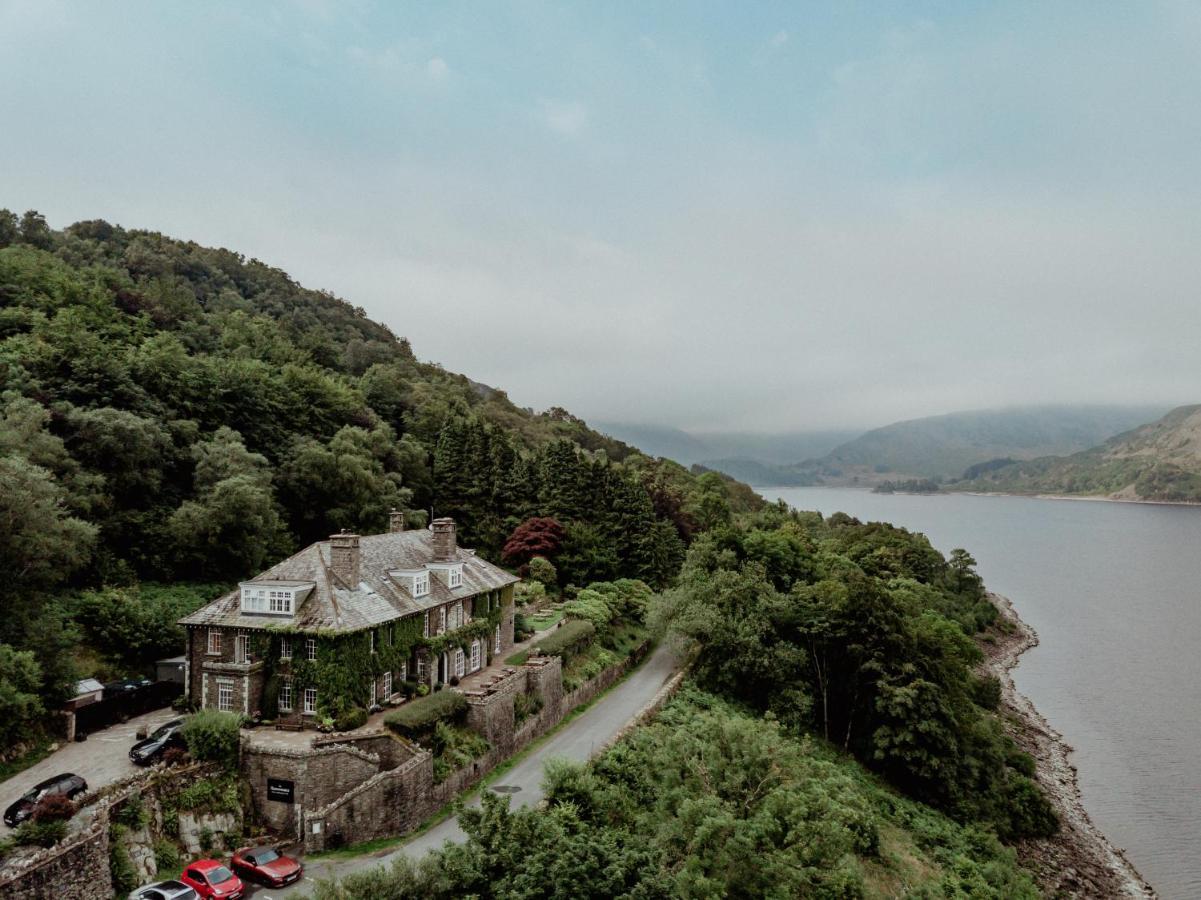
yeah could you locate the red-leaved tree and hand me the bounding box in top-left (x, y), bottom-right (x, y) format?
top-left (502, 517), bottom-right (566, 566)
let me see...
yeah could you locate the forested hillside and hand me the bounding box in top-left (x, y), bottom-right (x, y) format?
top-left (0, 209), bottom-right (760, 747)
top-left (956, 404), bottom-right (1201, 502)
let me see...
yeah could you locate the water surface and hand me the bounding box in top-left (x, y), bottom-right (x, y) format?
top-left (771, 487), bottom-right (1201, 899)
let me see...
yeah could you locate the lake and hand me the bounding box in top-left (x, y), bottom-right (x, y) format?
top-left (770, 487), bottom-right (1201, 899)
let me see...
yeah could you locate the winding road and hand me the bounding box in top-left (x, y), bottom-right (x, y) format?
top-left (264, 643), bottom-right (680, 895)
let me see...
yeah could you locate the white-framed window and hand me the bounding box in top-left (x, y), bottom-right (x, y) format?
top-left (369, 679), bottom-right (377, 708)
top-left (280, 637), bottom-right (292, 660)
top-left (470, 640), bottom-right (481, 672)
top-left (242, 586), bottom-right (294, 615)
top-left (454, 648), bottom-right (465, 678)
top-left (449, 568), bottom-right (462, 589)
top-left (494, 624), bottom-right (502, 653)
top-left (423, 612), bottom-right (430, 637)
top-left (303, 687), bottom-right (317, 715)
top-left (438, 606), bottom-right (447, 634)
top-left (218, 684), bottom-right (234, 712)
top-left (399, 662), bottom-right (407, 682)
top-left (417, 657), bottom-right (426, 682)
top-left (207, 629), bottom-right (222, 655)
top-left (413, 573), bottom-right (429, 597)
top-left (306, 638), bottom-right (317, 660)
top-left (279, 680), bottom-right (293, 712)
top-left (269, 590), bottom-right (292, 614)
top-left (235, 634), bottom-right (249, 664)
top-left (370, 631), bottom-right (377, 654)
top-left (384, 671), bottom-right (393, 698)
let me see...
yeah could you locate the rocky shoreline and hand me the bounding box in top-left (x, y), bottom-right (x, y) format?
top-left (983, 592), bottom-right (1156, 898)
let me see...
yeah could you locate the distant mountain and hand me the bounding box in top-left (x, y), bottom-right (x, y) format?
top-left (595, 423), bottom-right (859, 476)
top-left (786, 405), bottom-right (1169, 485)
top-left (957, 404), bottom-right (1201, 502)
top-left (594, 423), bottom-right (711, 466)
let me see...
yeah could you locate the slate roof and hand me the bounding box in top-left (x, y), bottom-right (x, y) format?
top-left (179, 529), bottom-right (518, 634)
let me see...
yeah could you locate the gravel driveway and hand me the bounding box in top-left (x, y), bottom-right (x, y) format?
top-left (0, 706), bottom-right (179, 822)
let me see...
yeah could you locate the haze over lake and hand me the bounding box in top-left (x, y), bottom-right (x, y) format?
top-left (771, 487), bottom-right (1201, 899)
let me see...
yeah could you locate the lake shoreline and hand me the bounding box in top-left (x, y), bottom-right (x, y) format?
top-left (984, 592), bottom-right (1157, 898)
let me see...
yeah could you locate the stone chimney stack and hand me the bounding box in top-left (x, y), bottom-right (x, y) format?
top-left (389, 508), bottom-right (407, 533)
top-left (330, 532), bottom-right (361, 587)
top-left (431, 517), bottom-right (457, 562)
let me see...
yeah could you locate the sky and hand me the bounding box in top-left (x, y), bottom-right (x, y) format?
top-left (2, 1), bottom-right (1200, 432)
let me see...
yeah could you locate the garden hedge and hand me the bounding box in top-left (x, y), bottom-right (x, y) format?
top-left (532, 619), bottom-right (595, 659)
top-left (384, 690), bottom-right (467, 738)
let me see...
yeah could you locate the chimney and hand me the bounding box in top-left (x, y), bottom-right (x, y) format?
top-left (329, 532), bottom-right (361, 587)
top-left (431, 517), bottom-right (457, 562)
top-left (389, 508), bottom-right (407, 533)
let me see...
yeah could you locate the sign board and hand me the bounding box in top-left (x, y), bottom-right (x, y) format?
top-left (267, 778), bottom-right (295, 804)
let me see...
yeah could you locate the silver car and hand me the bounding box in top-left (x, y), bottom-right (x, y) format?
top-left (129, 881), bottom-right (199, 900)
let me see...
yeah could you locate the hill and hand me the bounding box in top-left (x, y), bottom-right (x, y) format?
top-left (784, 405), bottom-right (1167, 484)
top-left (956, 404), bottom-right (1201, 502)
top-left (596, 422), bottom-right (859, 479)
top-left (0, 208), bottom-right (762, 732)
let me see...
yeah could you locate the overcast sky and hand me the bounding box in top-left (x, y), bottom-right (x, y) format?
top-left (2, 1), bottom-right (1199, 432)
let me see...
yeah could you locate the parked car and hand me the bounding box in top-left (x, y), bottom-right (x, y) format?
top-left (179, 860), bottom-right (244, 900)
top-left (231, 845), bottom-right (304, 887)
top-left (3, 773), bottom-right (88, 827)
top-left (130, 718), bottom-right (187, 765)
top-left (129, 880), bottom-right (200, 900)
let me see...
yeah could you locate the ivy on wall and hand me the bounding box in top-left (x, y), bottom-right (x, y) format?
top-left (249, 586), bottom-right (512, 717)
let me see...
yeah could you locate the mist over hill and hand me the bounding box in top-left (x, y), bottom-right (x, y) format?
top-left (956, 404), bottom-right (1201, 502)
top-left (785, 405), bottom-right (1170, 485)
top-left (595, 422), bottom-right (859, 471)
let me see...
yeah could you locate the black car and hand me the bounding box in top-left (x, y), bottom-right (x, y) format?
top-left (4, 773), bottom-right (88, 827)
top-left (130, 718), bottom-right (186, 765)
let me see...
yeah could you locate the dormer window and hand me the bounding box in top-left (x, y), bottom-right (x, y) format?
top-left (413, 573), bottom-right (430, 597)
top-left (449, 568), bottom-right (462, 589)
top-left (240, 583), bottom-right (306, 616)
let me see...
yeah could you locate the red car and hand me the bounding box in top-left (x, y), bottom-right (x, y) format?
top-left (179, 860), bottom-right (243, 900)
top-left (230, 845), bottom-right (303, 888)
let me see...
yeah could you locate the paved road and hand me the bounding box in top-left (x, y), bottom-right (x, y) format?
top-left (0, 707), bottom-right (179, 822)
top-left (262, 643), bottom-right (679, 895)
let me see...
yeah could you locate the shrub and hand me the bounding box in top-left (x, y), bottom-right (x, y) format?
top-left (513, 613), bottom-right (534, 641)
top-left (449, 675), bottom-right (460, 687)
top-left (334, 705), bottom-right (368, 732)
top-left (384, 691), bottom-right (467, 739)
top-left (181, 709), bottom-right (240, 769)
top-left (162, 746), bottom-right (188, 767)
top-left (514, 580), bottom-right (546, 607)
top-left (513, 691), bottom-right (542, 725)
top-left (532, 619), bottom-right (595, 659)
top-left (113, 793), bottom-right (148, 829)
top-left (109, 824), bottom-right (137, 894)
top-left (16, 819), bottom-right (67, 848)
top-left (176, 775), bottom-right (241, 814)
top-left (563, 589), bottom-right (613, 631)
top-left (199, 826), bottom-right (214, 852)
top-left (31, 792), bottom-right (75, 823)
top-left (527, 556), bottom-right (557, 587)
top-left (154, 838), bottom-right (180, 873)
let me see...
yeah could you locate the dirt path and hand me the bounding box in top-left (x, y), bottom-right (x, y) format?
top-left (983, 592), bottom-right (1156, 898)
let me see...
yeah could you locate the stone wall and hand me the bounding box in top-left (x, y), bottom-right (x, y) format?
top-left (0, 820), bottom-right (110, 900)
top-left (0, 762), bottom-right (228, 900)
top-left (243, 739), bottom-right (388, 838)
top-left (294, 644), bottom-right (651, 853)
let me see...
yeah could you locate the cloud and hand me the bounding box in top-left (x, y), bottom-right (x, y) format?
top-left (769, 30), bottom-right (788, 48)
top-left (426, 56), bottom-right (449, 81)
top-left (537, 99), bottom-right (589, 137)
